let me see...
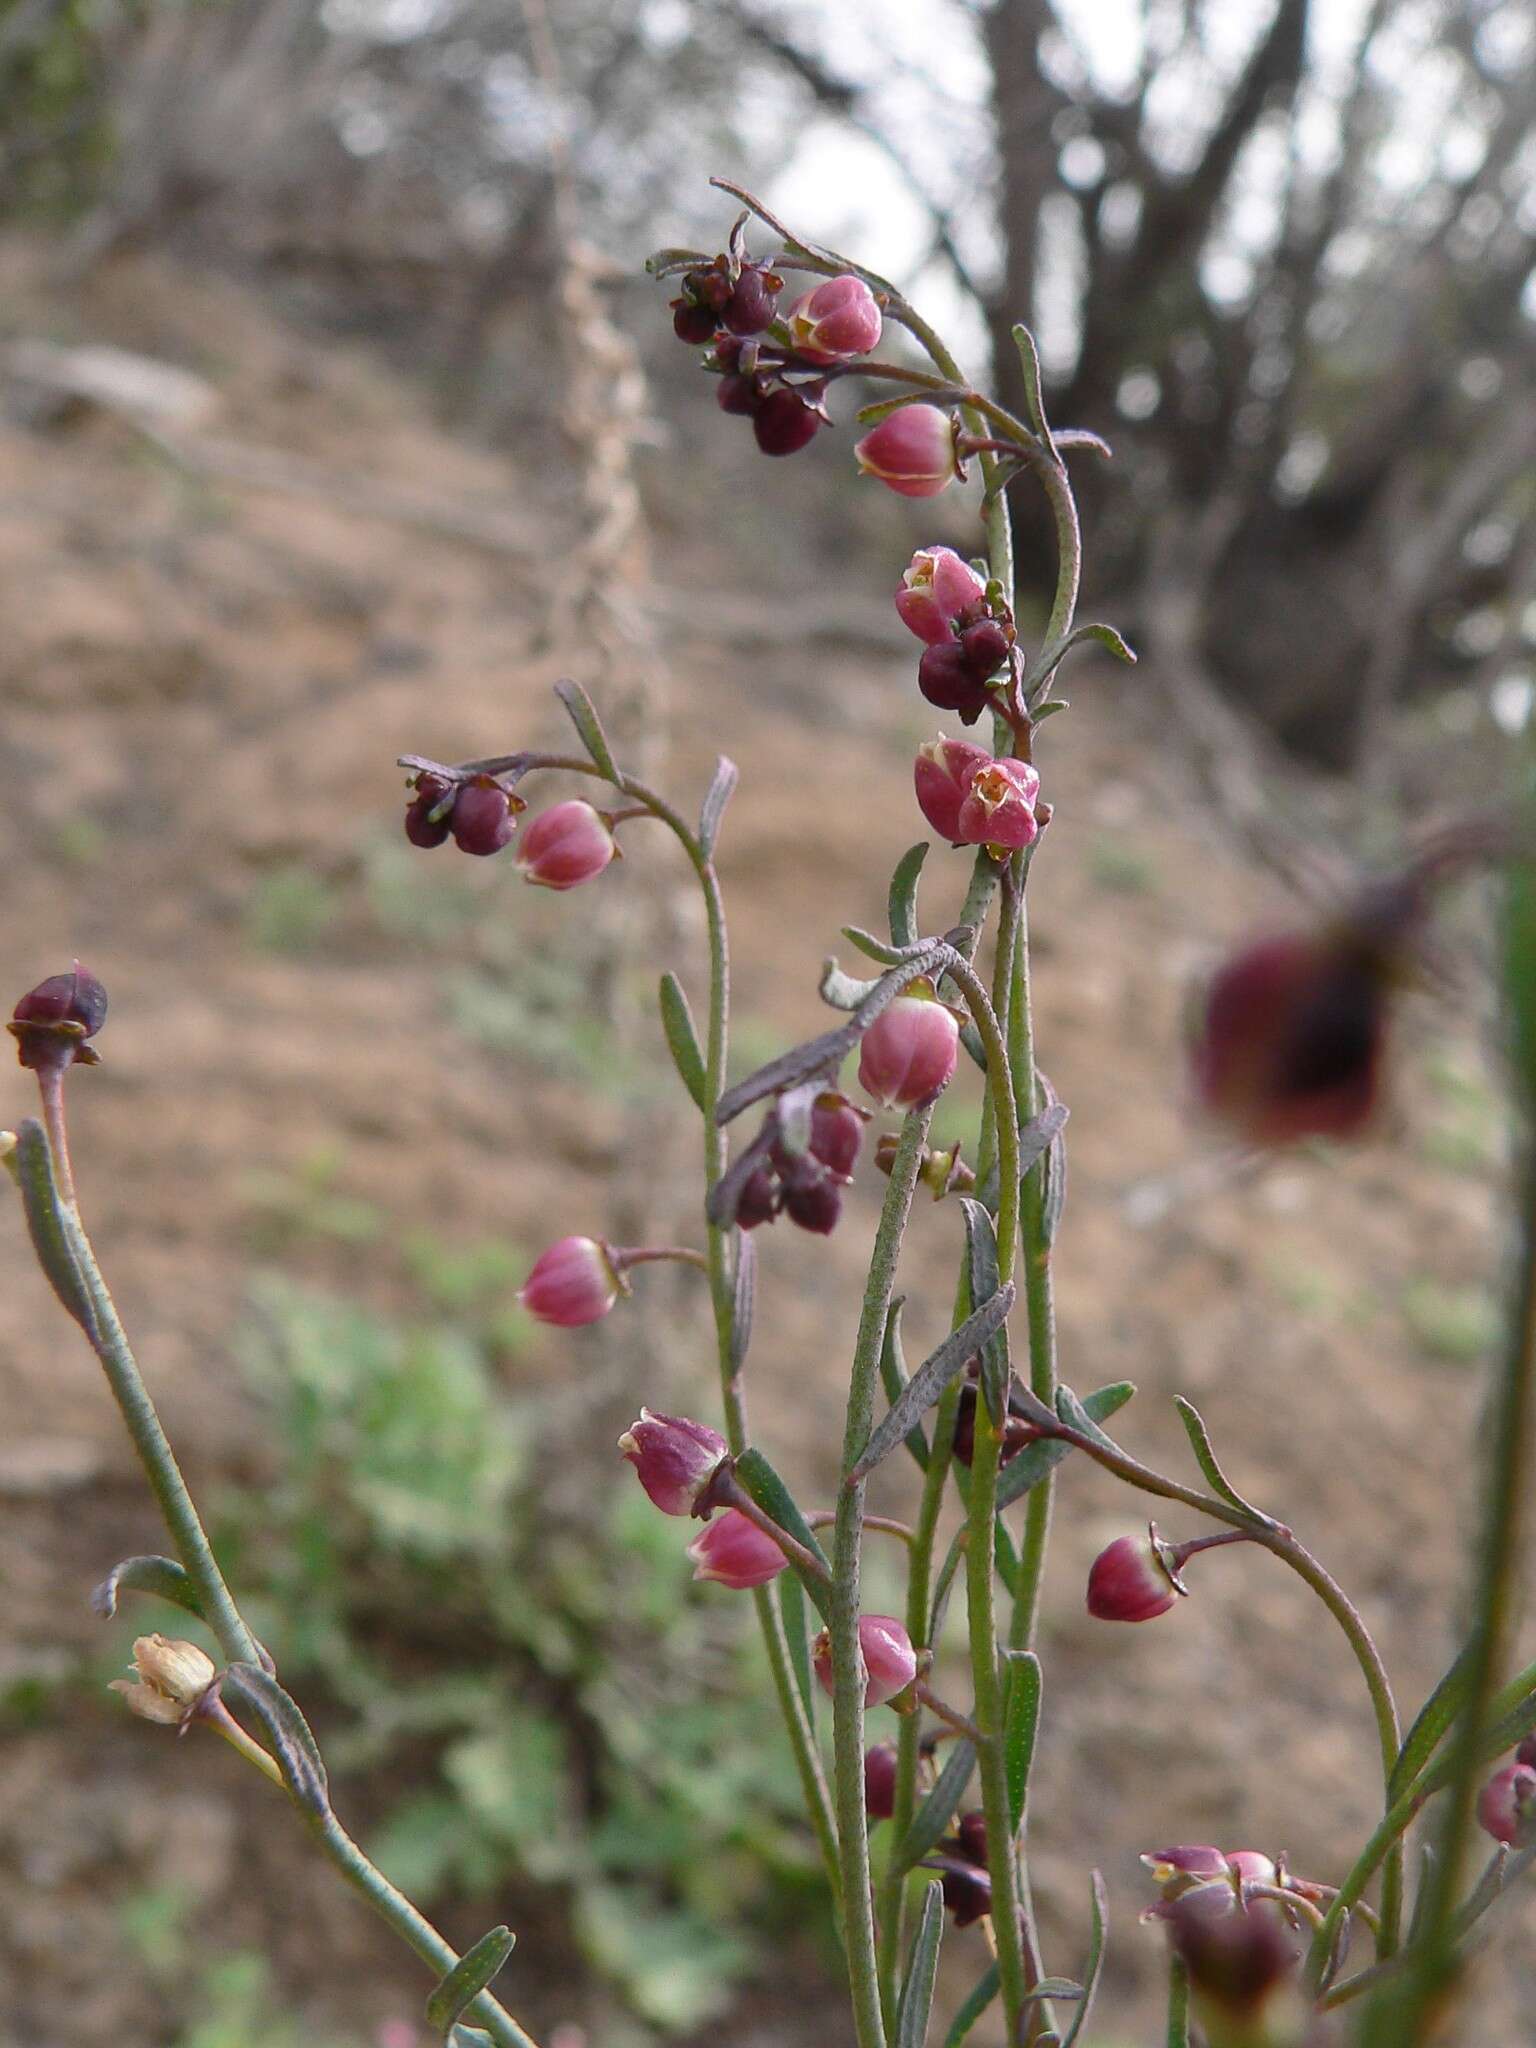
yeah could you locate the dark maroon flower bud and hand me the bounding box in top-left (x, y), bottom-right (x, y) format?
top-left (10, 966), bottom-right (109, 1074)
top-left (717, 373), bottom-right (763, 417)
top-left (959, 618), bottom-right (1011, 677)
top-left (931, 1856), bottom-right (993, 1927)
top-left (404, 770), bottom-right (456, 849)
top-left (672, 299), bottom-right (719, 345)
top-left (917, 642), bottom-right (993, 725)
top-left (781, 1161), bottom-right (843, 1236)
top-left (683, 265), bottom-right (733, 316)
top-left (722, 262), bottom-right (782, 336)
top-left (736, 1163), bottom-right (780, 1230)
top-left (451, 779), bottom-right (518, 857)
top-left (1517, 1734), bottom-right (1536, 1768)
top-left (753, 389), bottom-right (823, 457)
top-left (809, 1091), bottom-right (867, 1179)
top-left (956, 1810), bottom-right (988, 1869)
top-left (1167, 1888), bottom-right (1303, 2044)
top-left (865, 1742), bottom-right (899, 1822)
top-left (951, 1382), bottom-right (1039, 1469)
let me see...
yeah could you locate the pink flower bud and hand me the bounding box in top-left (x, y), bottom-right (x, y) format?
top-left (618, 1408), bottom-right (729, 1517)
top-left (1191, 927), bottom-right (1392, 1147)
top-left (686, 1507), bottom-right (787, 1589)
top-left (515, 801), bottom-right (618, 892)
top-left (1143, 1846), bottom-right (1232, 1898)
top-left (517, 1236), bottom-right (621, 1326)
top-left (1087, 1529), bottom-right (1182, 1622)
top-left (864, 1742), bottom-right (898, 1821)
top-left (914, 734), bottom-right (992, 841)
top-left (785, 274), bottom-right (883, 364)
top-left (1477, 1762), bottom-right (1536, 1845)
top-left (451, 778), bottom-right (518, 857)
top-left (10, 965), bottom-right (108, 1074)
top-left (858, 987), bottom-right (960, 1111)
top-left (955, 758), bottom-right (1041, 852)
top-left (812, 1613), bottom-right (918, 1708)
top-left (895, 547), bottom-right (988, 646)
top-left (1226, 1850), bottom-right (1279, 1893)
top-left (855, 406), bottom-right (961, 498)
top-left (753, 388), bottom-right (823, 457)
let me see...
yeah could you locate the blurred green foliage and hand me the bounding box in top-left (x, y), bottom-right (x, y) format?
top-left (221, 1272), bottom-right (822, 2033)
top-left (120, 1887), bottom-right (352, 2048)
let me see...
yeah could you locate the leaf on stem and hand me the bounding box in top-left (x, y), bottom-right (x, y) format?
top-left (1392, 1646), bottom-right (1475, 1800)
top-left (13, 1120), bottom-right (99, 1337)
top-left (849, 1281), bottom-right (1016, 1484)
top-left (698, 756), bottom-right (739, 859)
top-left (425, 1926), bottom-right (516, 2036)
top-left (1038, 1072), bottom-right (1069, 1246)
top-left (929, 1530), bottom-right (965, 1645)
top-left (888, 843), bottom-right (929, 951)
top-left (1058, 1871), bottom-right (1108, 2048)
top-left (731, 1447), bottom-right (832, 1620)
top-left (221, 1663), bottom-right (330, 1816)
top-left (894, 1740), bottom-right (976, 1875)
top-left (1010, 324), bottom-right (1057, 461)
top-left (778, 1571), bottom-right (815, 1730)
top-left (1002, 1651), bottom-right (1041, 1835)
top-left (942, 1961), bottom-right (999, 2048)
top-left (878, 1297), bottom-right (929, 1471)
top-left (819, 956), bottom-right (882, 1012)
top-left (843, 925), bottom-right (914, 967)
top-left (730, 1231), bottom-right (756, 1378)
top-left (1054, 1385), bottom-right (1121, 1454)
top-left (1173, 1397), bottom-right (1275, 1526)
top-left (1018, 1102), bottom-right (1069, 1182)
top-left (658, 973), bottom-right (708, 1111)
top-left (552, 678), bottom-right (620, 784)
top-left (90, 1553), bottom-right (203, 1624)
top-left (960, 1200), bottom-right (1010, 1422)
top-left (995, 1380), bottom-right (1136, 1511)
top-left (855, 388), bottom-right (969, 426)
top-left (643, 246), bottom-right (710, 277)
top-left (896, 1882), bottom-right (945, 2048)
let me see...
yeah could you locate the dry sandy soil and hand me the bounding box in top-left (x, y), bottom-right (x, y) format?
top-left (0, 239), bottom-right (1528, 2045)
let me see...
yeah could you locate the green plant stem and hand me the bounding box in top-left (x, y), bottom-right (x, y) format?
top-left (1165, 1956), bottom-right (1191, 2047)
top-left (833, 1107), bottom-right (935, 2048)
top-left (1358, 1141), bottom-right (1536, 2042)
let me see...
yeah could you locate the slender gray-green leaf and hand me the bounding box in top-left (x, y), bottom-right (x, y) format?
top-left (1011, 323), bottom-right (1056, 457)
top-left (1060, 1871), bottom-right (1108, 2048)
top-left (843, 924), bottom-right (911, 967)
top-left (820, 956), bottom-right (882, 1011)
top-left (1018, 1102), bottom-right (1069, 1181)
top-left (879, 1297), bottom-right (929, 1470)
top-left (856, 387), bottom-right (968, 427)
top-left (448, 2029), bottom-right (493, 2048)
top-left (894, 1740), bottom-right (976, 1875)
top-left (1027, 1979), bottom-right (1086, 2002)
top-left (929, 1529), bottom-right (965, 1644)
top-left (730, 1232), bottom-right (756, 1378)
top-left (1405, 1845), bottom-right (1437, 1947)
top-left (1391, 1646), bottom-right (1474, 1800)
top-left (1003, 1651), bottom-right (1042, 1834)
top-left (426, 1927), bottom-right (516, 2034)
top-left (778, 1570), bottom-right (815, 1731)
top-left (697, 755), bottom-right (739, 858)
top-left (553, 677), bottom-right (619, 783)
top-left (1173, 1398), bottom-right (1273, 1525)
top-left (896, 1883), bottom-right (945, 2048)
top-left (1038, 1071), bottom-right (1068, 1246)
top-left (959, 1020), bottom-right (987, 1074)
top-left (996, 1380), bottom-right (1135, 1510)
top-left (731, 1448), bottom-right (831, 1620)
top-left (90, 1554), bottom-right (203, 1623)
top-left (1056, 1385), bottom-right (1122, 1454)
top-left (960, 1200), bottom-right (1010, 1421)
top-left (942, 1962), bottom-right (999, 2048)
top-left (13, 1120), bottom-right (99, 1336)
top-left (851, 1282), bottom-right (1016, 1484)
top-left (889, 843), bottom-right (930, 950)
top-left (658, 972), bottom-right (707, 1111)
top-left (994, 1515), bottom-right (1019, 1596)
top-left (1058, 620), bottom-right (1137, 669)
top-left (643, 245), bottom-right (710, 277)
top-left (222, 1663), bottom-right (330, 1816)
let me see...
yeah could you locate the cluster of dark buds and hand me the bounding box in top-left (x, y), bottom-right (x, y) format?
top-left (734, 1087), bottom-right (869, 1236)
top-left (1478, 1733), bottom-right (1536, 1845)
top-left (921, 1807), bottom-right (998, 1929)
top-left (405, 768), bottom-right (620, 889)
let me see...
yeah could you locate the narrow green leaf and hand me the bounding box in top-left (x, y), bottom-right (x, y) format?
top-left (889, 842), bottom-right (930, 950)
top-left (879, 1298), bottom-right (930, 1470)
top-left (929, 1530), bottom-right (965, 1644)
top-left (730, 1233), bottom-right (755, 1378)
top-left (960, 1200), bottom-right (1009, 1421)
top-left (942, 1961), bottom-right (999, 2048)
top-left (448, 2030), bottom-right (493, 2048)
top-left (843, 924), bottom-right (910, 967)
top-left (1059, 1870), bottom-right (1108, 2048)
top-left (698, 755), bottom-right (739, 859)
top-left (994, 1515), bottom-right (1019, 1596)
top-left (1028, 1979), bottom-right (1086, 2002)
top-left (893, 1740), bottom-right (976, 1875)
top-left (851, 1282), bottom-right (1016, 1483)
top-left (13, 1120), bottom-right (99, 1336)
top-left (1065, 621), bottom-right (1137, 666)
top-left (996, 1379), bottom-right (1135, 1510)
top-left (778, 1571), bottom-right (815, 1732)
top-left (1391, 1643), bottom-right (1474, 1799)
top-left (1038, 1071), bottom-right (1069, 1246)
top-left (896, 1883), bottom-right (945, 2048)
top-left (1173, 1398), bottom-right (1272, 1525)
top-left (1010, 323), bottom-right (1056, 456)
top-left (731, 1448), bottom-right (831, 1621)
top-left (1003, 1651), bottom-right (1042, 1833)
top-left (643, 245), bottom-right (709, 276)
top-left (553, 677), bottom-right (619, 782)
top-left (856, 387), bottom-right (966, 427)
top-left (90, 1554), bottom-right (203, 1624)
top-left (658, 973), bottom-right (707, 1111)
top-left (1055, 1385), bottom-right (1121, 1454)
top-left (819, 956), bottom-right (882, 1011)
top-left (221, 1663), bottom-right (330, 1815)
top-left (1018, 1102), bottom-right (1068, 1181)
top-left (425, 1926), bottom-right (515, 2034)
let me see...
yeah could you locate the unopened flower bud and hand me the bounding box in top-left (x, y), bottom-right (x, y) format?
top-left (895, 547), bottom-right (988, 647)
top-left (812, 1613), bottom-right (918, 1708)
top-left (404, 771), bottom-right (455, 849)
top-left (717, 372), bottom-right (763, 417)
top-left (721, 261), bottom-right (782, 336)
top-left (855, 406), bottom-right (962, 498)
top-left (780, 1162), bottom-right (844, 1235)
top-left (686, 1506), bottom-right (787, 1589)
top-left (916, 642), bottom-right (995, 724)
top-left (753, 388), bottom-right (823, 457)
top-left (864, 1741), bottom-right (899, 1821)
top-left (515, 800), bottom-right (618, 892)
top-left (1167, 1889), bottom-right (1305, 2048)
top-left (109, 1634), bottom-right (217, 1725)
top-left (619, 1408), bottom-right (729, 1517)
top-left (1478, 1762), bottom-right (1536, 1845)
top-left (1227, 1850), bottom-right (1279, 1893)
top-left (785, 274), bottom-right (883, 363)
top-left (672, 299), bottom-right (719, 345)
top-left (932, 1855), bottom-right (993, 1926)
top-left (518, 1236), bottom-right (622, 1326)
top-left (1143, 1846), bottom-right (1233, 1898)
top-left (736, 1163), bottom-right (780, 1230)
top-left (1087, 1526), bottom-right (1183, 1622)
top-left (956, 1810), bottom-right (989, 1869)
top-left (809, 1091), bottom-right (867, 1179)
top-left (451, 778), bottom-right (518, 857)
top-left (858, 985), bottom-right (960, 1110)
top-left (959, 618), bottom-right (1010, 676)
top-left (10, 965), bottom-right (110, 1075)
